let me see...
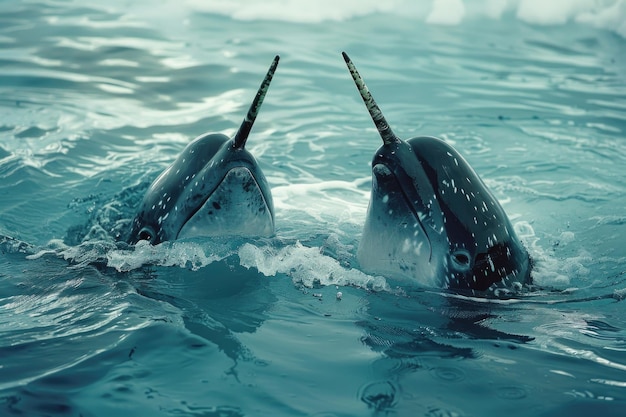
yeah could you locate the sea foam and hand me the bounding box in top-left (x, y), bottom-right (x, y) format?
top-left (185, 0), bottom-right (626, 38)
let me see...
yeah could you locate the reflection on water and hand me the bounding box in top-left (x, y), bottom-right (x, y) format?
top-left (1, 0), bottom-right (626, 415)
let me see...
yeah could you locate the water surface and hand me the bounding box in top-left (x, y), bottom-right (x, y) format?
top-left (1, 1), bottom-right (626, 416)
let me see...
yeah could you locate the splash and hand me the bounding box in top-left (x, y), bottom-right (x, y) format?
top-left (514, 221), bottom-right (595, 289)
top-left (106, 240), bottom-right (232, 272)
top-left (238, 241), bottom-right (390, 291)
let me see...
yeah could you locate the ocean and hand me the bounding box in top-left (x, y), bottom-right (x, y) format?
top-left (1, 0), bottom-right (626, 415)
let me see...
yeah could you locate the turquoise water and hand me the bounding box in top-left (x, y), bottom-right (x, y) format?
top-left (1, 0), bottom-right (626, 415)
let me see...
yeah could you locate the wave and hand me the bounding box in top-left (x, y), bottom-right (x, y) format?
top-left (185, 0), bottom-right (626, 38)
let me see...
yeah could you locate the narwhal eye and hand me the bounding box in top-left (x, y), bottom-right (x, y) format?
top-left (450, 249), bottom-right (471, 271)
top-left (138, 226), bottom-right (155, 243)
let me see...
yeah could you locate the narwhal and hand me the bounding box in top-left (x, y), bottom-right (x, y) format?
top-left (128, 56), bottom-right (279, 245)
top-left (342, 52), bottom-right (530, 293)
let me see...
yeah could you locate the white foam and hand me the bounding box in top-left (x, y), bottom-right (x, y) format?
top-left (427, 0), bottom-right (466, 25)
top-left (514, 220), bottom-right (596, 288)
top-left (516, 0), bottom-right (626, 38)
top-left (576, 0), bottom-right (626, 38)
top-left (184, 0), bottom-right (626, 38)
top-left (516, 0), bottom-right (587, 25)
top-left (49, 232), bottom-right (388, 291)
top-left (96, 236), bottom-right (390, 290)
top-left (185, 0), bottom-right (399, 23)
top-left (106, 240), bottom-right (232, 272)
top-left (238, 241), bottom-right (389, 291)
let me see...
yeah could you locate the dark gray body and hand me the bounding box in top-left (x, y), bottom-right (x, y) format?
top-left (357, 135), bottom-right (530, 292)
top-left (128, 56), bottom-right (279, 245)
top-left (343, 52), bottom-right (530, 293)
top-left (128, 134), bottom-right (274, 244)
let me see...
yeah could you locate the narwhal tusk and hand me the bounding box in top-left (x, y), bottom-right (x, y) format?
top-left (342, 52), bottom-right (399, 146)
top-left (233, 55), bottom-right (280, 149)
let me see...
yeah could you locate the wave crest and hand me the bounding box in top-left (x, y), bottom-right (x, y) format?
top-left (185, 0), bottom-right (626, 37)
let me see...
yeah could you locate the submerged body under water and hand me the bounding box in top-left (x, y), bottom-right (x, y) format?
top-left (1, 1), bottom-right (626, 416)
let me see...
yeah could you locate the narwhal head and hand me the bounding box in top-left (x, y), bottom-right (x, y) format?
top-left (343, 52), bottom-right (530, 293)
top-left (128, 56), bottom-right (279, 245)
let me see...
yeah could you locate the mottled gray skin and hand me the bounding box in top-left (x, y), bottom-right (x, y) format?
top-left (128, 56), bottom-right (278, 245)
top-left (343, 52), bottom-right (530, 293)
top-left (358, 136), bottom-right (530, 292)
top-left (128, 134), bottom-right (274, 244)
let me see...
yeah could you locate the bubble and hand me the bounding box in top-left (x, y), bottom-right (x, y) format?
top-left (425, 406), bottom-right (462, 417)
top-left (358, 380), bottom-right (398, 412)
top-left (429, 366), bottom-right (466, 382)
top-left (496, 385), bottom-right (527, 400)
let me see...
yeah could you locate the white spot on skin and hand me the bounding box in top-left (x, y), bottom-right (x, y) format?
top-left (382, 195), bottom-right (389, 204)
top-left (414, 241), bottom-right (423, 256)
